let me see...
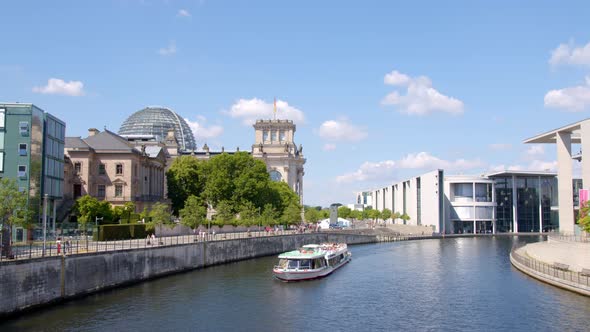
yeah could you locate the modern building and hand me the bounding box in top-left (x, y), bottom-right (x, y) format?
top-left (524, 118), bottom-right (590, 234)
top-left (357, 169), bottom-right (566, 234)
top-left (63, 128), bottom-right (167, 213)
top-left (0, 103), bottom-right (65, 242)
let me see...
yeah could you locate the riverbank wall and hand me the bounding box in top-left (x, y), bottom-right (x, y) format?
top-left (0, 232), bottom-right (376, 317)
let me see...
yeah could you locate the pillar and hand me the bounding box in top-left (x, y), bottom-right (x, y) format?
top-left (581, 120), bottom-right (590, 190)
top-left (538, 176), bottom-right (543, 233)
top-left (557, 131), bottom-right (574, 234)
top-left (512, 175), bottom-right (518, 233)
top-left (52, 199), bottom-right (57, 236)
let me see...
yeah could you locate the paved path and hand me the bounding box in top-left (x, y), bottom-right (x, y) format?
top-left (518, 238), bottom-right (590, 272)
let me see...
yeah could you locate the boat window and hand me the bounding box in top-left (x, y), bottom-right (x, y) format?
top-left (288, 260), bottom-right (299, 269)
top-left (314, 259), bottom-right (324, 268)
top-left (299, 260), bottom-right (311, 269)
top-left (278, 259), bottom-right (288, 269)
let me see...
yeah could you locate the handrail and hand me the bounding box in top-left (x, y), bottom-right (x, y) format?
top-left (511, 248), bottom-right (590, 287)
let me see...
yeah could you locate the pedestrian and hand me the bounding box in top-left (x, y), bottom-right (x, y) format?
top-left (147, 234), bottom-right (151, 245)
top-left (212, 230), bottom-right (216, 240)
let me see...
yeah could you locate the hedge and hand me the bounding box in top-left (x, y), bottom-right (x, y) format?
top-left (95, 224), bottom-right (149, 241)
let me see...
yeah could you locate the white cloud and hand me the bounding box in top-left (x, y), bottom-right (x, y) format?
top-left (384, 70), bottom-right (410, 86)
top-left (489, 143), bottom-right (512, 151)
top-left (158, 41), bottom-right (177, 56)
top-left (177, 9), bottom-right (191, 17)
top-left (489, 160), bottom-right (557, 173)
top-left (318, 119), bottom-right (368, 142)
top-left (549, 41), bottom-right (590, 67)
top-left (525, 145), bottom-right (545, 158)
top-left (336, 152), bottom-right (483, 183)
top-left (184, 116), bottom-right (224, 141)
top-left (32, 78), bottom-right (85, 96)
top-left (225, 98), bottom-right (305, 125)
top-left (544, 77), bottom-right (590, 112)
top-left (381, 70), bottom-right (464, 115)
top-left (323, 143), bottom-right (336, 151)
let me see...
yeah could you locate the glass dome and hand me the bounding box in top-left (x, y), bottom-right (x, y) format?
top-left (119, 106), bottom-right (196, 151)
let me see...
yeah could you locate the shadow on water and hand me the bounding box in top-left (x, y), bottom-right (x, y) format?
top-left (2, 236), bottom-right (589, 332)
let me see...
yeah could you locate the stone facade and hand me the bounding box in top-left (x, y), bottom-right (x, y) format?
top-left (63, 129), bottom-right (167, 212)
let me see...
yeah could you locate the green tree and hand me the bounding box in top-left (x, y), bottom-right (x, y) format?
top-left (238, 201), bottom-right (259, 227)
top-left (578, 201), bottom-right (590, 233)
top-left (338, 206), bottom-right (352, 219)
top-left (400, 213), bottom-right (411, 224)
top-left (0, 178), bottom-right (30, 257)
top-left (139, 207), bottom-right (150, 223)
top-left (260, 204), bottom-right (278, 226)
top-left (180, 195), bottom-right (207, 230)
top-left (367, 209), bottom-right (380, 222)
top-left (381, 209), bottom-right (392, 222)
top-left (282, 201), bottom-right (302, 226)
top-left (392, 211), bottom-right (402, 222)
top-left (166, 156), bottom-right (206, 214)
top-left (214, 200), bottom-right (235, 226)
top-left (304, 207), bottom-right (320, 223)
top-left (147, 202), bottom-right (172, 233)
top-left (350, 210), bottom-right (362, 221)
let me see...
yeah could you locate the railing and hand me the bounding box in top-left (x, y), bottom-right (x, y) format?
top-left (548, 234), bottom-right (590, 243)
top-left (0, 229), bottom-right (313, 262)
top-left (511, 248), bottom-right (590, 287)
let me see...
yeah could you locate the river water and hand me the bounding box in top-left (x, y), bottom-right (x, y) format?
top-left (2, 236), bottom-right (589, 331)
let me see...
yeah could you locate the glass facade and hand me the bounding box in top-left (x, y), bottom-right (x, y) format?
top-left (494, 177), bottom-right (514, 233)
top-left (119, 107), bottom-right (196, 151)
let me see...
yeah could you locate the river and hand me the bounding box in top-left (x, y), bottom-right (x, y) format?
top-left (2, 236), bottom-right (589, 331)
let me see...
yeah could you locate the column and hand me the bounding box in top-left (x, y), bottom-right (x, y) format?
top-left (492, 182), bottom-right (496, 234)
top-left (581, 120), bottom-right (590, 190)
top-left (538, 176), bottom-right (543, 233)
top-left (557, 131), bottom-right (574, 234)
top-left (52, 199), bottom-right (57, 236)
top-left (512, 175), bottom-right (518, 233)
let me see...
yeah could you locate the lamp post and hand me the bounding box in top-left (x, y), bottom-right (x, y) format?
top-left (42, 194), bottom-right (48, 256)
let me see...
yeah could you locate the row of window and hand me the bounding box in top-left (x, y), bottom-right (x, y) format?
top-left (75, 162), bottom-right (125, 175)
top-left (262, 130), bottom-right (287, 143)
top-left (96, 184), bottom-right (124, 197)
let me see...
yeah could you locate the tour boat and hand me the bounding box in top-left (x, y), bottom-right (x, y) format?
top-left (273, 243), bottom-right (352, 281)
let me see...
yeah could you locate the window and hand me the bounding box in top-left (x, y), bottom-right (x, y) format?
top-left (0, 152), bottom-right (3, 172)
top-left (0, 108), bottom-right (5, 128)
top-left (97, 185), bottom-right (106, 198)
top-left (116, 164), bottom-right (123, 175)
top-left (271, 130), bottom-right (277, 142)
top-left (0, 132), bottom-right (4, 149)
top-left (115, 184), bottom-right (123, 197)
top-left (98, 163), bottom-right (106, 175)
top-left (19, 143), bottom-right (27, 156)
top-left (263, 130), bottom-right (269, 142)
top-left (279, 130), bottom-right (286, 142)
top-left (18, 165), bottom-right (27, 178)
top-left (19, 122), bottom-right (29, 136)
top-left (74, 162), bottom-right (81, 174)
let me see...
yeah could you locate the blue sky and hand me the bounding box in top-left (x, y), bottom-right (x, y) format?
top-left (2, 1), bottom-right (590, 207)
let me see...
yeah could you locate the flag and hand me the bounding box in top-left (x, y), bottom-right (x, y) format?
top-left (273, 97), bottom-right (277, 119)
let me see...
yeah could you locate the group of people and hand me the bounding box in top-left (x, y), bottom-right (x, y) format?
top-left (56, 238), bottom-right (72, 255)
top-left (146, 233), bottom-right (156, 245)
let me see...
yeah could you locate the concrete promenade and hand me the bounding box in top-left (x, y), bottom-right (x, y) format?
top-left (511, 236), bottom-right (590, 296)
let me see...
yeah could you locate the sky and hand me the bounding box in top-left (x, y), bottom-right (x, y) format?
top-left (1, 0), bottom-right (590, 207)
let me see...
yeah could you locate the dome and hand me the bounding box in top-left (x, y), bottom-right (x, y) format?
top-left (119, 106), bottom-right (196, 151)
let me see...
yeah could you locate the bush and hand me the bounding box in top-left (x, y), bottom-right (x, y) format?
top-left (96, 224), bottom-right (149, 241)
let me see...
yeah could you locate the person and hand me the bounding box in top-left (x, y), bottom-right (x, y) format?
top-left (147, 234), bottom-right (151, 245)
top-left (212, 230), bottom-right (216, 240)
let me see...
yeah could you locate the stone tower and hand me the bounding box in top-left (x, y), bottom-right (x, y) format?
top-left (252, 119), bottom-right (305, 204)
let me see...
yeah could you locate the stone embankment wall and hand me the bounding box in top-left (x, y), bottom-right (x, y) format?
top-left (0, 233), bottom-right (376, 316)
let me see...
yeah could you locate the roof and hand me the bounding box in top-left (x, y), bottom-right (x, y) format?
top-left (278, 249), bottom-right (324, 259)
top-left (134, 145), bottom-right (163, 158)
top-left (523, 118), bottom-right (590, 144)
top-left (65, 137), bottom-right (90, 149)
top-left (486, 170), bottom-right (557, 177)
top-left (83, 129), bottom-right (137, 152)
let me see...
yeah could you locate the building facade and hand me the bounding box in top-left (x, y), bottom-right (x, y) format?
top-left (64, 129), bottom-right (167, 214)
top-left (358, 170), bottom-right (565, 234)
top-left (0, 103), bottom-right (65, 242)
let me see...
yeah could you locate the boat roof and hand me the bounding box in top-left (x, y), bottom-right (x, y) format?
top-left (278, 250), bottom-right (324, 259)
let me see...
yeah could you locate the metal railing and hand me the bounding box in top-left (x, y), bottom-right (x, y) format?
top-left (511, 248), bottom-right (590, 287)
top-left (548, 234), bottom-right (590, 243)
top-left (0, 229), bottom-right (312, 262)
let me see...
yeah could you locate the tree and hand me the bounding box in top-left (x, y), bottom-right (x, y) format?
top-left (238, 201), bottom-right (259, 227)
top-left (578, 201), bottom-right (590, 234)
top-left (282, 201), bottom-right (302, 226)
top-left (166, 156), bottom-right (206, 214)
top-left (180, 195), bottom-right (207, 230)
top-left (304, 207), bottom-right (320, 223)
top-left (381, 209), bottom-right (392, 222)
top-left (392, 211), bottom-right (402, 223)
top-left (350, 210), bottom-right (362, 221)
top-left (319, 209), bottom-right (330, 219)
top-left (338, 206), bottom-right (352, 219)
top-left (367, 209), bottom-right (380, 222)
top-left (400, 213), bottom-right (411, 224)
top-left (214, 200), bottom-right (235, 226)
top-left (260, 204), bottom-right (278, 226)
top-left (0, 178), bottom-right (29, 257)
top-left (147, 202), bottom-right (172, 233)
